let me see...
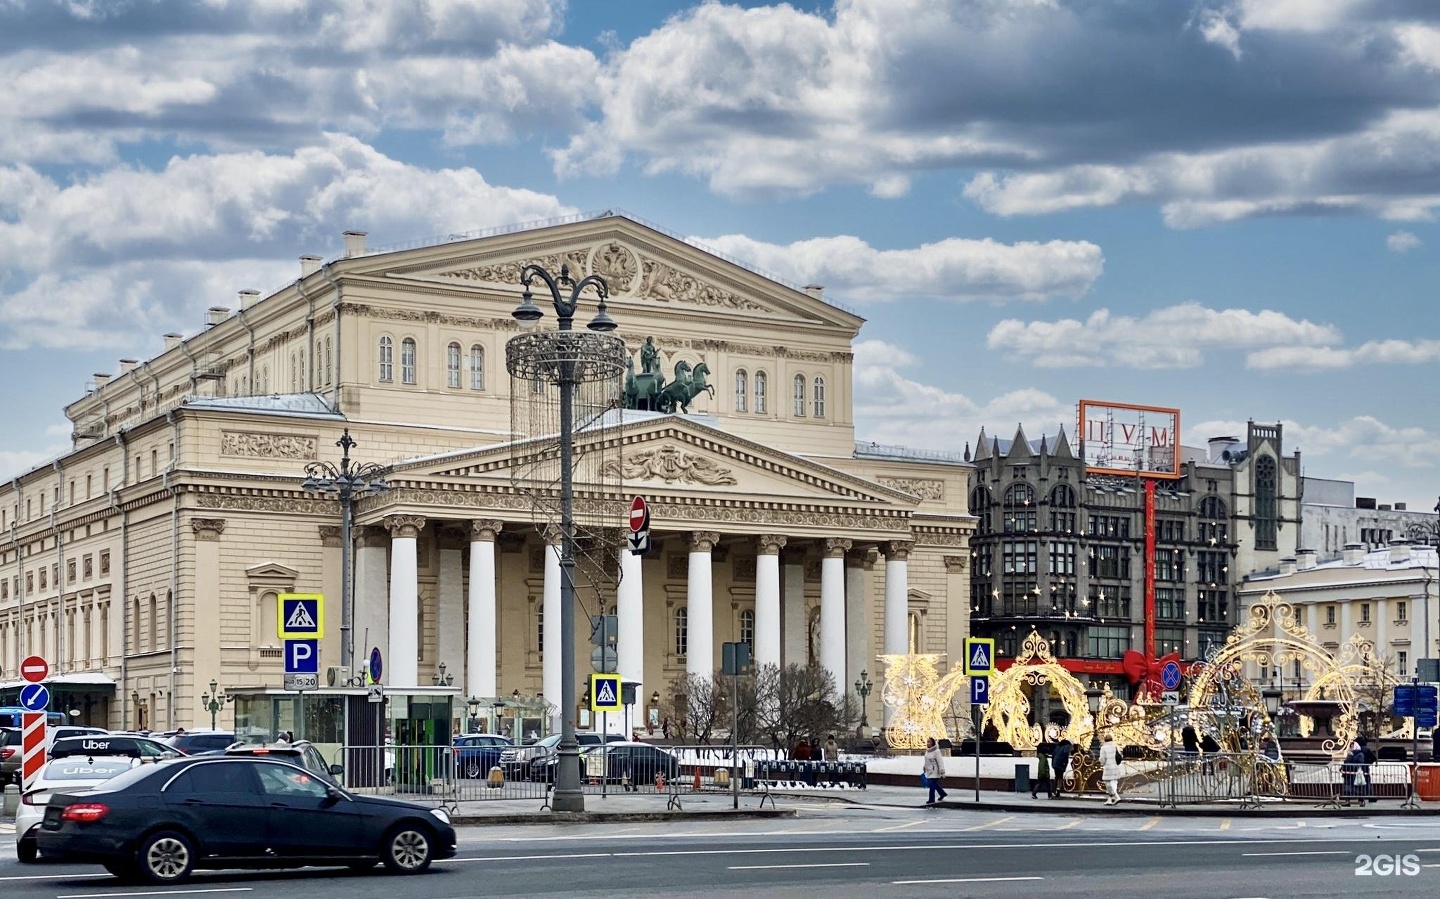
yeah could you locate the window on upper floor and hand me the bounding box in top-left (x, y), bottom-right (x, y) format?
top-left (675, 606), bottom-right (688, 657)
top-left (1360, 602), bottom-right (1371, 623)
top-left (969, 486), bottom-right (993, 535)
top-left (812, 376), bottom-right (826, 418)
top-left (739, 609), bottom-right (755, 646)
top-left (1398, 601), bottom-right (1407, 622)
top-left (324, 337), bottom-right (333, 387)
top-left (1326, 604), bottom-right (1336, 625)
top-left (754, 371), bottom-right (767, 413)
top-left (401, 338), bottom-right (417, 385)
top-left (470, 345), bottom-right (485, 390)
top-left (734, 370), bottom-right (747, 413)
top-left (1255, 455), bottom-right (1277, 551)
top-left (446, 342), bottom-right (461, 388)
top-left (792, 374), bottom-right (806, 417)
top-left (291, 352), bottom-right (299, 392)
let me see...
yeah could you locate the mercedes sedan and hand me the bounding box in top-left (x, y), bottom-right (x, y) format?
top-left (36, 756), bottom-right (456, 883)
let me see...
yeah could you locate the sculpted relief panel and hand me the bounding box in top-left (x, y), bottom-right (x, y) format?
top-left (877, 477), bottom-right (945, 501)
top-left (220, 431), bottom-right (317, 460)
top-left (603, 445), bottom-right (738, 486)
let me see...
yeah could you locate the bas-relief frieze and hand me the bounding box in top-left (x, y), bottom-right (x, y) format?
top-left (603, 445), bottom-right (738, 486)
top-left (195, 494), bottom-right (334, 514)
top-left (220, 431), bottom-right (317, 460)
top-left (337, 303), bottom-right (519, 332)
top-left (877, 478), bottom-right (945, 501)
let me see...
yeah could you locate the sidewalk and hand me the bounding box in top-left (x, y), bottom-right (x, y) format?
top-left (445, 788), bottom-right (799, 826)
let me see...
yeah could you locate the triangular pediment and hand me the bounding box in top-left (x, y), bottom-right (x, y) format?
top-left (245, 562), bottom-right (299, 582)
top-left (390, 415), bottom-right (915, 509)
top-left (346, 214), bottom-right (863, 331)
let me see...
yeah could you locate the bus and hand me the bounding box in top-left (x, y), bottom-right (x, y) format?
top-left (0, 708), bottom-right (68, 728)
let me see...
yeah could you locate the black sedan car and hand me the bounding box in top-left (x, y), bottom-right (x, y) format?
top-left (36, 756), bottom-right (455, 884)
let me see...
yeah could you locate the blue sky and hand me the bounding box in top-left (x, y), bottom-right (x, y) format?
top-left (0, 0), bottom-right (1437, 509)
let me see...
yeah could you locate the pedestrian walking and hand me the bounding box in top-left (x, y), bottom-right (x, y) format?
top-left (1200, 731), bottom-right (1221, 776)
top-left (1181, 725), bottom-right (1200, 757)
top-left (1100, 734), bottom-right (1123, 805)
top-left (1358, 735), bottom-right (1378, 805)
top-left (1051, 738), bottom-right (1072, 798)
top-left (1341, 738), bottom-right (1363, 803)
top-left (823, 734), bottom-right (839, 762)
top-left (923, 737), bottom-right (948, 805)
top-left (1032, 746), bottom-right (1051, 799)
top-left (662, 717), bottom-right (671, 740)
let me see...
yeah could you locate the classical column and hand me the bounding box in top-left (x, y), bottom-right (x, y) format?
top-left (845, 550), bottom-right (872, 690)
top-left (191, 519), bottom-right (225, 684)
top-left (384, 515), bottom-right (425, 688)
top-left (687, 531), bottom-right (719, 680)
top-left (353, 526), bottom-right (390, 675)
top-left (542, 530), bottom-right (562, 733)
top-left (617, 531), bottom-right (645, 697)
top-left (436, 528), bottom-right (466, 685)
top-left (783, 551), bottom-right (806, 667)
top-left (944, 555), bottom-right (968, 676)
top-left (754, 535), bottom-right (786, 672)
top-left (318, 526), bottom-right (343, 671)
top-left (467, 520), bottom-right (502, 700)
top-left (820, 538), bottom-right (851, 688)
top-left (884, 541), bottom-right (913, 656)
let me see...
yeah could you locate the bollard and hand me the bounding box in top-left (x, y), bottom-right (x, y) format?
top-left (693, 766), bottom-right (702, 792)
top-left (715, 767), bottom-right (730, 788)
top-left (2, 783), bottom-right (18, 817)
top-left (487, 766), bottom-right (504, 789)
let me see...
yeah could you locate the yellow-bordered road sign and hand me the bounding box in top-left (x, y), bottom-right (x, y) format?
top-left (278, 593), bottom-right (324, 640)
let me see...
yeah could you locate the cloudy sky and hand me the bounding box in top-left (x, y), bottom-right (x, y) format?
top-left (1, 0), bottom-right (1437, 509)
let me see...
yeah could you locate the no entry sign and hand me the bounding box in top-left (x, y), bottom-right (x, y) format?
top-left (629, 495), bottom-right (649, 533)
top-left (20, 655), bottom-right (49, 683)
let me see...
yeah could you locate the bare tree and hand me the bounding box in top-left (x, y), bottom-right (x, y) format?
top-left (751, 663), bottom-right (850, 754)
top-left (1354, 651), bottom-right (1402, 737)
top-left (665, 673), bottom-right (729, 744)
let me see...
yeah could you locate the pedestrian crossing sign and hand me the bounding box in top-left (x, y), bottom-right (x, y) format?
top-left (963, 637), bottom-right (995, 676)
top-left (589, 673), bottom-right (622, 713)
top-left (277, 593), bottom-right (325, 640)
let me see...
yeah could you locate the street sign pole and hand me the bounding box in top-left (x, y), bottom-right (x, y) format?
top-left (1409, 677), bottom-right (1420, 810)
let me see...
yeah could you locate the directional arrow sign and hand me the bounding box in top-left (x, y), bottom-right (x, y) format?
top-left (18, 683), bottom-right (49, 712)
top-left (627, 530), bottom-right (651, 555)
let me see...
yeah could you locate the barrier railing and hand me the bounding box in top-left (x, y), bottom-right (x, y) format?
top-left (661, 745), bottom-right (869, 810)
top-left (1143, 753), bottom-right (1414, 808)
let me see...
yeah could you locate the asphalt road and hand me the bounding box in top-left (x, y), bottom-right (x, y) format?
top-left (6, 804), bottom-right (1440, 898)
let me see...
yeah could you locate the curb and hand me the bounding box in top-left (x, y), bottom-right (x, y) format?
top-left (925, 799), bottom-right (1440, 817)
top-left (449, 808), bottom-right (796, 827)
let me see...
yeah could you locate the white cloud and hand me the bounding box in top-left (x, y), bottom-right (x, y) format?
top-left (1245, 339), bottom-right (1440, 371)
top-left (693, 233), bottom-right (1104, 304)
top-left (853, 338), bottom-right (1071, 451)
top-left (986, 303), bottom-right (1341, 368)
top-left (0, 135), bottom-right (575, 348)
top-left (1387, 230), bottom-right (1422, 252)
top-left (1189, 415), bottom-right (1440, 472)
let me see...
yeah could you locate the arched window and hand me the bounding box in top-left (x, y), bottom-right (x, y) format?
top-left (1003, 482), bottom-right (1036, 532)
top-left (1255, 455), bottom-right (1277, 550)
top-left (378, 337), bottom-right (393, 382)
top-left (290, 352), bottom-right (298, 392)
top-left (1050, 484), bottom-right (1076, 507)
top-left (1004, 483), bottom-right (1034, 507)
top-left (148, 594), bottom-right (158, 652)
top-left (734, 370), bottom-right (747, 413)
top-left (470, 344), bottom-right (485, 390)
top-left (792, 374), bottom-right (806, 417)
top-left (674, 607), bottom-right (688, 657)
top-left (446, 342), bottom-right (461, 388)
top-left (908, 611), bottom-right (923, 653)
top-left (1200, 496), bottom-right (1227, 520)
top-left (324, 337), bottom-right (333, 386)
top-left (260, 365), bottom-right (269, 394)
top-left (969, 486), bottom-right (993, 534)
top-left (754, 371), bottom-right (768, 413)
top-left (401, 338), bottom-right (417, 385)
top-left (739, 609), bottom-right (755, 646)
top-left (314, 339), bottom-right (322, 386)
top-left (812, 376), bottom-right (826, 418)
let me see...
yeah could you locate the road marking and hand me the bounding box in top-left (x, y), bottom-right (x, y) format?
top-left (58, 890), bottom-right (253, 899)
top-left (963, 815), bottom-right (1015, 831)
top-left (729, 863), bottom-right (870, 870)
top-left (1140, 817), bottom-right (1161, 831)
top-left (1053, 819), bottom-right (1082, 830)
top-left (0, 875), bottom-right (111, 883)
top-left (442, 852), bottom-right (611, 863)
top-left (894, 876), bottom-right (1043, 885)
top-left (1220, 819), bottom-right (1231, 831)
top-left (1241, 851), bottom-right (1351, 857)
top-left (875, 820), bottom-right (926, 833)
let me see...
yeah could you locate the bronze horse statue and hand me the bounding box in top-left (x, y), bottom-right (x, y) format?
top-left (657, 361), bottom-right (713, 414)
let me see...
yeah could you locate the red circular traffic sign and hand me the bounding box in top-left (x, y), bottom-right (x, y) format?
top-left (629, 495), bottom-right (648, 533)
top-left (20, 655), bottom-right (49, 683)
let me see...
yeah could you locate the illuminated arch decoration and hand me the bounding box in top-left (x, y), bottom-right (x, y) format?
top-left (980, 630), bottom-right (1095, 752)
top-left (878, 653), bottom-right (969, 750)
top-left (1187, 589), bottom-right (1371, 755)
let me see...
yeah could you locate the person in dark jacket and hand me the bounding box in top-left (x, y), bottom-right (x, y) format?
top-left (1181, 725), bottom-right (1200, 757)
top-left (1050, 739), bottom-right (1073, 798)
top-left (1199, 731), bottom-right (1221, 776)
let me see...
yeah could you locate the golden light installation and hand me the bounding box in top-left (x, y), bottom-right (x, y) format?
top-left (878, 653), bottom-right (969, 750)
top-left (980, 630), bottom-right (1095, 752)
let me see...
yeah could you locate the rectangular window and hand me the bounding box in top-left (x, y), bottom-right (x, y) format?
top-left (1360, 603), bottom-right (1371, 623)
top-left (1198, 589), bottom-right (1228, 624)
top-left (1400, 651), bottom-right (1409, 677)
top-left (1049, 542), bottom-right (1076, 576)
top-left (1397, 601), bottom-right (1407, 622)
top-left (1090, 585), bottom-right (1131, 619)
top-left (1001, 540), bottom-right (1039, 575)
top-left (1002, 580), bottom-right (1040, 617)
top-left (972, 544), bottom-right (992, 578)
top-left (1325, 604), bottom-right (1336, 625)
top-left (1003, 510), bottom-right (1037, 532)
top-left (83, 555), bottom-right (93, 579)
top-left (1197, 551), bottom-right (1228, 585)
top-left (1156, 518), bottom-right (1185, 543)
top-left (1155, 548), bottom-right (1184, 582)
top-left (1088, 545), bottom-right (1130, 579)
top-left (1088, 625), bottom-right (1130, 659)
top-left (1155, 625), bottom-right (1186, 656)
top-left (1087, 515), bottom-right (1131, 539)
top-left (1049, 510), bottom-right (1076, 533)
top-left (100, 551), bottom-right (110, 575)
top-left (1155, 587), bottom-right (1185, 621)
top-left (536, 605), bottom-right (544, 654)
top-left (67, 560), bottom-right (76, 584)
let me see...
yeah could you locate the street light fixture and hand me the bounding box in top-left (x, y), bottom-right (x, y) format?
top-left (302, 429), bottom-right (388, 673)
top-left (853, 670), bottom-right (873, 735)
top-left (200, 679), bottom-right (232, 731)
top-left (1261, 684), bottom-right (1283, 717)
top-left (432, 662), bottom-right (455, 687)
top-left (506, 263), bottom-right (623, 814)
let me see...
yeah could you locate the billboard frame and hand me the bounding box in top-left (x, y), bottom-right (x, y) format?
top-left (1077, 399), bottom-right (1182, 480)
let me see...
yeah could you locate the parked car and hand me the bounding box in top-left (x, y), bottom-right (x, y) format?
top-left (36, 756), bottom-right (457, 883)
top-left (564, 742), bottom-right (679, 787)
top-left (1, 726), bottom-right (19, 784)
top-left (524, 733), bottom-right (628, 782)
top-left (225, 740), bottom-right (342, 784)
top-left (164, 730), bottom-right (237, 755)
top-left (15, 756), bottom-right (141, 863)
top-left (452, 734), bottom-right (512, 778)
top-left (50, 734), bottom-right (181, 762)
top-left (47, 726), bottom-right (109, 747)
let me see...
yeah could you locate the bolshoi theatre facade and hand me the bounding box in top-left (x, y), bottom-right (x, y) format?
top-left (0, 213), bottom-right (973, 736)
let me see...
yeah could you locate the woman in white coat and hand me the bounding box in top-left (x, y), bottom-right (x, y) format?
top-left (1100, 733), bottom-right (1123, 805)
top-left (923, 737), bottom-right (948, 804)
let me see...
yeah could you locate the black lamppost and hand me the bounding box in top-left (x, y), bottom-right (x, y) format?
top-left (506, 263), bottom-right (622, 813)
top-left (466, 696), bottom-right (482, 734)
top-left (302, 429), bottom-right (388, 674)
top-left (853, 670), bottom-right (873, 734)
top-left (432, 662), bottom-right (455, 687)
top-left (201, 679), bottom-right (232, 731)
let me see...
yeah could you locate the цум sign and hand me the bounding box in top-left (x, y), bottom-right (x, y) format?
top-left (1078, 400), bottom-right (1181, 480)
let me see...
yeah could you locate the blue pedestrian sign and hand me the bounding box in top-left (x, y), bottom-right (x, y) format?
top-left (277, 593), bottom-right (324, 640)
top-left (970, 676), bottom-right (990, 706)
top-left (1161, 660), bottom-right (1182, 691)
top-left (963, 637), bottom-right (996, 676)
top-left (589, 673), bottom-right (622, 713)
top-left (284, 639), bottom-right (319, 674)
top-left (18, 682), bottom-right (49, 712)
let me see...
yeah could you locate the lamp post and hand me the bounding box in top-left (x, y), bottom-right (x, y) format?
top-left (432, 662), bottom-right (455, 687)
top-left (853, 670), bottom-right (873, 736)
top-left (201, 679), bottom-right (232, 731)
top-left (466, 696), bottom-right (482, 734)
top-left (506, 263), bottom-right (622, 813)
top-left (302, 429), bottom-right (388, 673)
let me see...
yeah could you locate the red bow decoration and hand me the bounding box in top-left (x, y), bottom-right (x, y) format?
top-left (1122, 650), bottom-right (1181, 698)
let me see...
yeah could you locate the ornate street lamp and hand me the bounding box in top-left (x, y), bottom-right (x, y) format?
top-left (466, 696), bottom-right (483, 734)
top-left (432, 662), bottom-right (455, 687)
top-left (506, 263), bottom-right (623, 813)
top-left (302, 429), bottom-right (388, 673)
top-left (853, 670), bottom-right (874, 735)
top-left (1262, 684), bottom-right (1283, 718)
top-left (200, 679), bottom-right (232, 731)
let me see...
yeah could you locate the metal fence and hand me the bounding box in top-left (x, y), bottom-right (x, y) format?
top-left (660, 745), bottom-right (869, 809)
top-left (1139, 752), bottom-right (1415, 809)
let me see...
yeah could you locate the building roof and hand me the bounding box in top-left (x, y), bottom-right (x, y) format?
top-left (180, 393), bottom-right (346, 420)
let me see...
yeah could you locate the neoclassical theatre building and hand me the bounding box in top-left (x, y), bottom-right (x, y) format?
top-left (0, 213), bottom-right (974, 734)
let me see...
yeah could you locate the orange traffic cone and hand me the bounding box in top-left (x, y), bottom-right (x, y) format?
top-left (693, 767), bottom-right (702, 792)
top-left (655, 772), bottom-right (666, 791)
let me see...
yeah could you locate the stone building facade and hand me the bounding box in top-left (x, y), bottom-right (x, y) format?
top-left (0, 213), bottom-right (973, 732)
